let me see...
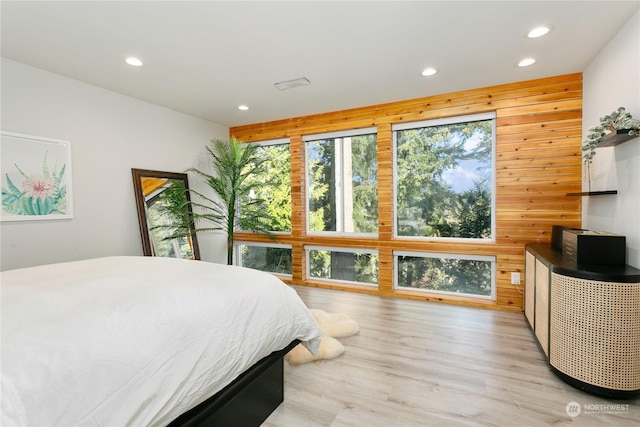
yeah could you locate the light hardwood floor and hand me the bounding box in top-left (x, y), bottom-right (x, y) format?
top-left (263, 286), bottom-right (639, 427)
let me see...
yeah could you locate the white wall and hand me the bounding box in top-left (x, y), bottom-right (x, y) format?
top-left (582, 10), bottom-right (640, 268)
top-left (1, 58), bottom-right (228, 270)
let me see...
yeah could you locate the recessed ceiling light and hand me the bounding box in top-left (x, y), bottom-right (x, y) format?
top-left (421, 67), bottom-right (437, 77)
top-left (518, 58), bottom-right (536, 67)
top-left (238, 105), bottom-right (249, 111)
top-left (125, 57), bottom-right (143, 67)
top-left (528, 25), bottom-right (553, 38)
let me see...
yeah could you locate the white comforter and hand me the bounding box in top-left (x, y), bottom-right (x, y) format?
top-left (1, 256), bottom-right (321, 427)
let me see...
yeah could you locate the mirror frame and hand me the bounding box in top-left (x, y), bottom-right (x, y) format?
top-left (131, 168), bottom-right (200, 260)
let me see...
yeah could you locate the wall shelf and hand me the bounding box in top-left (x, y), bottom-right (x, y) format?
top-left (574, 132), bottom-right (638, 197)
top-left (566, 190), bottom-right (617, 197)
top-left (597, 130), bottom-right (639, 148)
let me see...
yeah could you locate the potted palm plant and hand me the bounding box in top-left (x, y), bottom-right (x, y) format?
top-left (154, 137), bottom-right (274, 265)
top-left (189, 137), bottom-right (274, 265)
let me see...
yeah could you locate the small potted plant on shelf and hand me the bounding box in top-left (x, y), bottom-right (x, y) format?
top-left (582, 106), bottom-right (640, 165)
top-left (581, 107), bottom-right (640, 192)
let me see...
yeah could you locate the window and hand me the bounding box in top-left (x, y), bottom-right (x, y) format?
top-left (395, 251), bottom-right (495, 298)
top-left (307, 246), bottom-right (378, 286)
top-left (393, 113), bottom-right (495, 239)
top-left (243, 139), bottom-right (291, 232)
top-left (236, 242), bottom-right (292, 275)
top-left (304, 129), bottom-right (378, 235)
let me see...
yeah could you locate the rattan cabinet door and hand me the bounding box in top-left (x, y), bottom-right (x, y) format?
top-left (534, 259), bottom-right (550, 357)
top-left (524, 250), bottom-right (536, 329)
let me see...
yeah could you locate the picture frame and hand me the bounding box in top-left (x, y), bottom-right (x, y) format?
top-left (1, 131), bottom-right (73, 221)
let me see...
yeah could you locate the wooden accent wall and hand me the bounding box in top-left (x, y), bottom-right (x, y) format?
top-left (231, 73), bottom-right (583, 311)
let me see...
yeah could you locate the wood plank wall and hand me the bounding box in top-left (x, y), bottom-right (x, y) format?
top-left (231, 73), bottom-right (583, 311)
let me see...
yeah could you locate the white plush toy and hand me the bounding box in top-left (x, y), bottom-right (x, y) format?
top-left (285, 309), bottom-right (360, 365)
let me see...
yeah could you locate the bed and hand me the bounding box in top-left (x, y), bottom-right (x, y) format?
top-left (1, 256), bottom-right (321, 426)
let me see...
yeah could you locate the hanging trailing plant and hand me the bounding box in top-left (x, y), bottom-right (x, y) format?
top-left (582, 107), bottom-right (640, 165)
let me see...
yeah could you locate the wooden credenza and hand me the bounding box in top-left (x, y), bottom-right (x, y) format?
top-left (525, 243), bottom-right (640, 398)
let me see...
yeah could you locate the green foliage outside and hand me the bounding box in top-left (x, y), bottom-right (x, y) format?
top-left (239, 244), bottom-right (292, 275)
top-left (302, 120), bottom-right (493, 292)
top-left (243, 144), bottom-right (291, 232)
top-left (309, 250), bottom-right (378, 284)
top-left (236, 143), bottom-right (292, 273)
top-left (397, 255), bottom-right (492, 296)
top-left (394, 119), bottom-right (494, 295)
top-left (306, 133), bottom-right (379, 281)
top-left (396, 120), bottom-right (493, 239)
top-left (153, 119), bottom-right (495, 295)
top-left (307, 134), bottom-right (378, 233)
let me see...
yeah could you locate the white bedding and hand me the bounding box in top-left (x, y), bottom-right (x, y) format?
top-left (1, 256), bottom-right (321, 427)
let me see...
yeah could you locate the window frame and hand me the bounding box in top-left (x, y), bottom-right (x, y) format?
top-left (305, 245), bottom-right (379, 287)
top-left (392, 112), bottom-right (497, 242)
top-left (303, 127), bottom-right (378, 237)
top-left (394, 250), bottom-right (496, 300)
top-left (234, 240), bottom-right (293, 277)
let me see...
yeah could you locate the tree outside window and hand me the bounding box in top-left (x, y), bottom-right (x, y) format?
top-left (237, 242), bottom-right (292, 275)
top-left (306, 132), bottom-right (378, 234)
top-left (396, 252), bottom-right (494, 297)
top-left (242, 141), bottom-right (291, 232)
top-left (395, 115), bottom-right (494, 239)
top-left (308, 247), bottom-right (378, 285)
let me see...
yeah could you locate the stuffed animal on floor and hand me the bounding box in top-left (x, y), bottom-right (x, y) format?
top-left (285, 309), bottom-right (359, 365)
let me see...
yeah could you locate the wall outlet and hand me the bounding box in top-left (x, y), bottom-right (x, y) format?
top-left (511, 272), bottom-right (521, 285)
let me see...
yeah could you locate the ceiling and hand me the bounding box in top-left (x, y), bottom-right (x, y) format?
top-left (2, 1), bottom-right (638, 128)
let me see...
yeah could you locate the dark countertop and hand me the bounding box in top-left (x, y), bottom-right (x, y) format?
top-left (526, 243), bottom-right (640, 283)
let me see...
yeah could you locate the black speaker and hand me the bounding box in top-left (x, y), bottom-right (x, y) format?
top-left (551, 225), bottom-right (585, 250)
top-left (562, 230), bottom-right (626, 265)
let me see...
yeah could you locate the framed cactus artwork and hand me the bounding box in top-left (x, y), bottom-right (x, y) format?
top-left (1, 131), bottom-right (73, 221)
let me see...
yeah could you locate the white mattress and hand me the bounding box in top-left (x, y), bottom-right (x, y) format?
top-left (1, 256), bottom-right (321, 426)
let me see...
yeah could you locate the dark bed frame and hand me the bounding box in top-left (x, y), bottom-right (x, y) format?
top-left (168, 340), bottom-right (299, 427)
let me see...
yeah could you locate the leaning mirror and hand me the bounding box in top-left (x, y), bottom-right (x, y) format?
top-left (131, 168), bottom-right (200, 260)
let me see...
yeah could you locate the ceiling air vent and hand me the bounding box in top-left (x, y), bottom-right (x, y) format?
top-left (274, 77), bottom-right (311, 91)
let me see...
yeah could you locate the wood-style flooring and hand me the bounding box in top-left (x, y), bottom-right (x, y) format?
top-left (263, 286), bottom-right (639, 427)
